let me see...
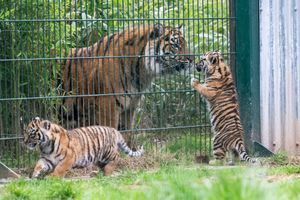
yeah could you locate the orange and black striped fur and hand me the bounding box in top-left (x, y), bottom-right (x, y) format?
top-left (191, 52), bottom-right (259, 165)
top-left (23, 117), bottom-right (144, 178)
top-left (61, 24), bottom-right (193, 130)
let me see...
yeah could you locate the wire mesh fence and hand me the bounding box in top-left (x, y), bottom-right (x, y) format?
top-left (0, 0), bottom-right (235, 169)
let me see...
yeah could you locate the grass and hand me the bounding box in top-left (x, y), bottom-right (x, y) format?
top-left (268, 165), bottom-right (300, 175)
top-left (2, 164), bottom-right (300, 200)
top-left (266, 151), bottom-right (289, 165)
top-left (166, 134), bottom-right (211, 155)
top-left (1, 150), bottom-right (300, 200)
top-left (134, 131), bottom-right (211, 155)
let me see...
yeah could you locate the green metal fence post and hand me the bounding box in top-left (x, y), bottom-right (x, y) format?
top-left (235, 0), bottom-right (260, 152)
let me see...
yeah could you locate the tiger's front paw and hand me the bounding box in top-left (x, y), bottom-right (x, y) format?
top-left (31, 171), bottom-right (42, 179)
top-left (191, 78), bottom-right (200, 88)
top-left (209, 159), bottom-right (224, 166)
top-left (90, 171), bottom-right (99, 177)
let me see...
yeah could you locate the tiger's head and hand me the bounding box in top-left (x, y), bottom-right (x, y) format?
top-left (196, 51), bottom-right (231, 79)
top-left (23, 117), bottom-right (51, 150)
top-left (145, 24), bottom-right (193, 74)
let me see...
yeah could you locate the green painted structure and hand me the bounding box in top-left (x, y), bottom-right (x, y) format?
top-left (235, 0), bottom-right (261, 151)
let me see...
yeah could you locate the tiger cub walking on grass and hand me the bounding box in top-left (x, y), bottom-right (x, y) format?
top-left (191, 51), bottom-right (259, 165)
top-left (23, 117), bottom-right (144, 178)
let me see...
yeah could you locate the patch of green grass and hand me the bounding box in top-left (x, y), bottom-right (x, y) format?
top-left (268, 165), bottom-right (300, 175)
top-left (167, 134), bottom-right (211, 154)
top-left (134, 132), bottom-right (212, 165)
top-left (203, 169), bottom-right (265, 200)
top-left (1, 178), bottom-right (80, 200)
top-left (276, 179), bottom-right (300, 200)
top-left (2, 165), bottom-right (300, 200)
top-left (47, 178), bottom-right (78, 200)
top-left (267, 152), bottom-right (289, 165)
top-left (2, 179), bottom-right (32, 200)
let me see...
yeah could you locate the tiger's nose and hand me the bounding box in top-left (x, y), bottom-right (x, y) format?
top-left (186, 54), bottom-right (195, 63)
top-left (195, 60), bottom-right (204, 72)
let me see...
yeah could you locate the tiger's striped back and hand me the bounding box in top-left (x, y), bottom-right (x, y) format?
top-left (68, 126), bottom-right (144, 165)
top-left (23, 117), bottom-right (143, 178)
top-left (191, 52), bottom-right (259, 165)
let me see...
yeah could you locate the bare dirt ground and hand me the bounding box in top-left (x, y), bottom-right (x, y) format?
top-left (11, 152), bottom-right (174, 179)
top-left (1, 154), bottom-right (300, 184)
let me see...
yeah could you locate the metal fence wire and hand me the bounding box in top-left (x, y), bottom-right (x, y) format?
top-left (0, 0), bottom-right (235, 169)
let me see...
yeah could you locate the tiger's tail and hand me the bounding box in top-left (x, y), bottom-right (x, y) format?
top-left (117, 139), bottom-right (144, 157)
top-left (236, 142), bottom-right (261, 166)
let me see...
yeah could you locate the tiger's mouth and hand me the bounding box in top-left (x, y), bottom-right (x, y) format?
top-left (195, 60), bottom-right (206, 72)
top-left (160, 58), bottom-right (192, 74)
top-left (175, 60), bottom-right (191, 71)
top-left (26, 142), bottom-right (38, 150)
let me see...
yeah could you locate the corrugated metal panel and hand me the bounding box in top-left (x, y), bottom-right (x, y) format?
top-left (260, 0), bottom-right (300, 155)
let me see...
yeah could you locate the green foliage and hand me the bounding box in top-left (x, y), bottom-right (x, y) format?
top-left (133, 129), bottom-right (211, 160)
top-left (47, 178), bottom-right (78, 200)
top-left (167, 133), bottom-right (211, 155)
top-left (268, 165), bottom-right (300, 175)
top-left (203, 170), bottom-right (265, 200)
top-left (2, 166), bottom-right (300, 200)
top-left (2, 177), bottom-right (80, 200)
top-left (268, 151), bottom-right (289, 166)
top-left (0, 145), bottom-right (39, 168)
top-left (276, 179), bottom-right (300, 200)
top-left (3, 179), bottom-right (32, 200)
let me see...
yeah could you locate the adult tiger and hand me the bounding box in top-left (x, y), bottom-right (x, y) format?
top-left (23, 117), bottom-right (144, 178)
top-left (61, 24), bottom-right (193, 131)
top-left (191, 52), bottom-right (260, 165)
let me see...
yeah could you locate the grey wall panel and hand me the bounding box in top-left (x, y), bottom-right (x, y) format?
top-left (260, 0), bottom-right (300, 154)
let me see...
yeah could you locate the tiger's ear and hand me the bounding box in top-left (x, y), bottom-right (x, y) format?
top-left (177, 24), bottom-right (184, 32)
top-left (41, 120), bottom-right (51, 130)
top-left (208, 55), bottom-right (218, 65)
top-left (33, 117), bottom-right (41, 124)
top-left (151, 23), bottom-right (164, 39)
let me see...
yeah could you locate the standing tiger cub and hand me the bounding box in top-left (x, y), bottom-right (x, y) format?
top-left (23, 117), bottom-right (144, 178)
top-left (191, 52), bottom-right (259, 165)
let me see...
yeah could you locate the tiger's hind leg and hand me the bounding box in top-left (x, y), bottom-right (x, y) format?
top-left (96, 160), bottom-right (118, 176)
top-left (209, 147), bottom-right (226, 166)
top-left (89, 162), bottom-right (105, 177)
top-left (96, 153), bottom-right (120, 176)
top-left (226, 150), bottom-right (239, 166)
top-left (103, 160), bottom-right (118, 176)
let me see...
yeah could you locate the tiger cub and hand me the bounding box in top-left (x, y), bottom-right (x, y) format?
top-left (191, 51), bottom-right (259, 165)
top-left (23, 117), bottom-right (144, 178)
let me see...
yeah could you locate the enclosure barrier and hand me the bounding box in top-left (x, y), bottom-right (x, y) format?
top-left (0, 0), bottom-right (235, 169)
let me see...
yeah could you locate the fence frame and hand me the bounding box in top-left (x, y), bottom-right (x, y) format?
top-left (235, 0), bottom-right (261, 150)
top-left (0, 0), bottom-right (242, 168)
